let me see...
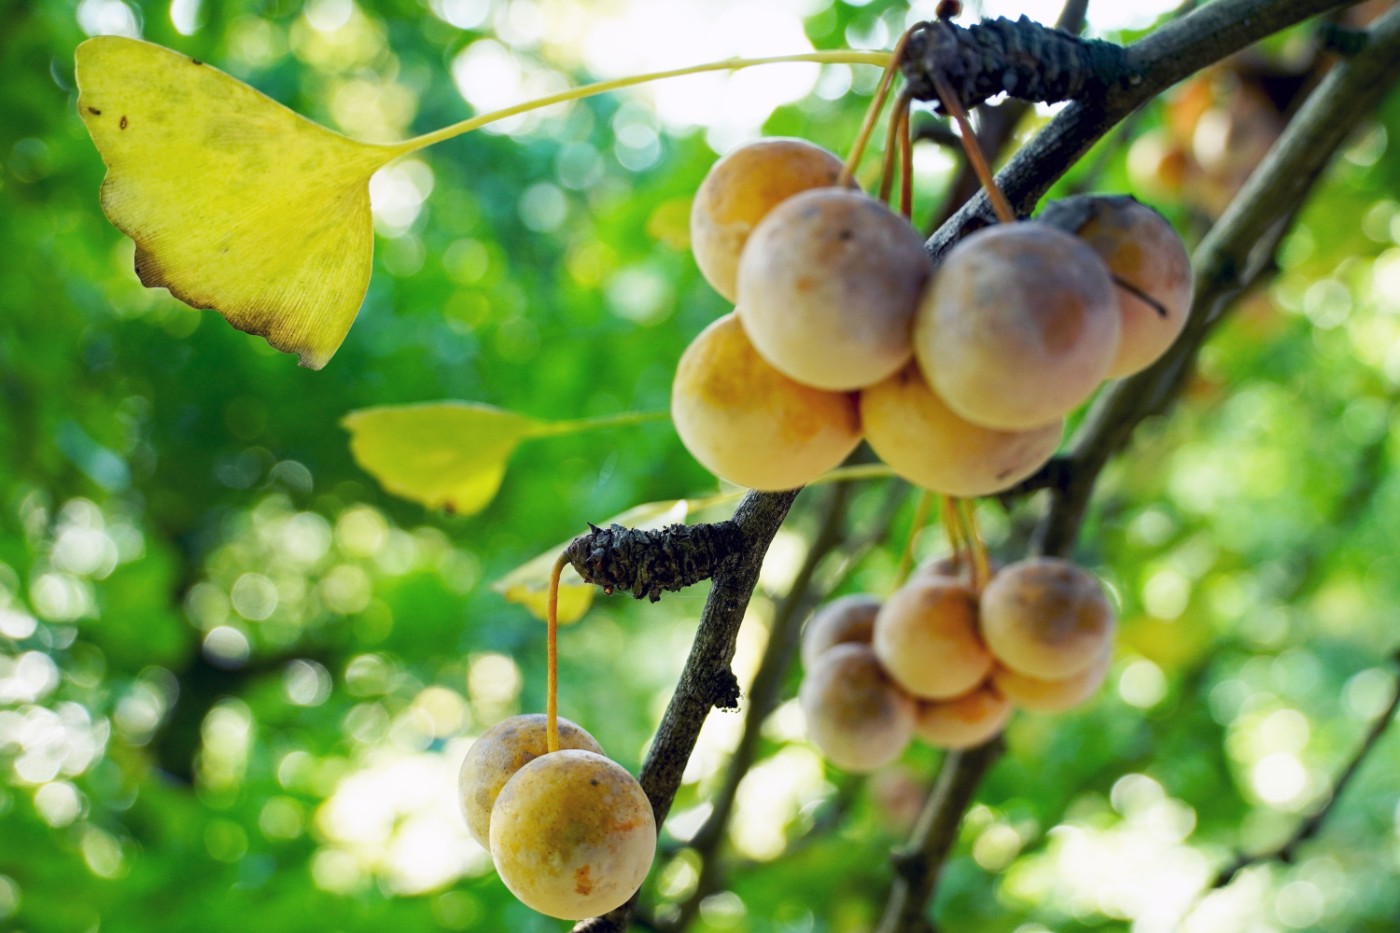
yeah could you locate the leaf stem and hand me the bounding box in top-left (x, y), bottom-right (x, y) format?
top-left (527, 409), bottom-right (669, 438)
top-left (392, 51), bottom-right (891, 156)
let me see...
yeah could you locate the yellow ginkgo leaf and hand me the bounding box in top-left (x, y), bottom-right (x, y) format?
top-left (494, 499), bottom-right (691, 624)
top-left (342, 402), bottom-right (542, 516)
top-left (75, 36), bottom-right (403, 368)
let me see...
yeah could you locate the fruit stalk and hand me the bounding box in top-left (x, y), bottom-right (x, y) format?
top-left (547, 553), bottom-right (568, 753)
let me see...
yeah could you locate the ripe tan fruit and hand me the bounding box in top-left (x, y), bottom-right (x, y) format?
top-left (737, 188), bottom-right (933, 391)
top-left (979, 558), bottom-right (1115, 680)
top-left (862, 365), bottom-right (1062, 497)
top-left (913, 683), bottom-right (1012, 749)
top-left (800, 594), bottom-right (881, 670)
top-left (915, 222), bottom-right (1120, 430)
top-left (671, 312), bottom-right (861, 490)
top-left (992, 645), bottom-right (1112, 712)
top-left (490, 749), bottom-right (656, 920)
top-left (873, 576), bottom-right (993, 700)
top-left (1039, 195), bottom-right (1193, 378)
top-left (800, 642), bottom-right (916, 772)
top-left (458, 714), bottom-right (604, 848)
top-left (690, 137), bottom-right (845, 302)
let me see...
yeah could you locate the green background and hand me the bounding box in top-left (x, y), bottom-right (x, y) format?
top-left (2, 1), bottom-right (1399, 930)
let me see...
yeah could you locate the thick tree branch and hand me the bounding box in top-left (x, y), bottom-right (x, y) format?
top-left (572, 488), bottom-right (799, 933)
top-left (664, 482), bottom-right (855, 931)
top-left (566, 521), bottom-right (745, 602)
top-left (901, 16), bottom-right (1129, 114)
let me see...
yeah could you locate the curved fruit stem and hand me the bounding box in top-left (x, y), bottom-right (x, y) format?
top-left (896, 489), bottom-right (936, 585)
top-left (898, 93), bottom-right (915, 219)
top-left (546, 551), bottom-right (569, 753)
top-left (940, 495), bottom-right (965, 558)
top-left (391, 51), bottom-right (891, 156)
top-left (957, 498), bottom-right (992, 594)
top-left (932, 69), bottom-right (1015, 224)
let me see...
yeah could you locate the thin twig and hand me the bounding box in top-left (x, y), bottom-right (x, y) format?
top-left (875, 740), bottom-right (1006, 933)
top-left (1211, 652), bottom-right (1400, 890)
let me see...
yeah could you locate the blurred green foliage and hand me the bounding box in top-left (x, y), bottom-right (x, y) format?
top-left (2, 1), bottom-right (1399, 932)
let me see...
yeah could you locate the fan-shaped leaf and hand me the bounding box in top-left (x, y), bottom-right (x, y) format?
top-left (75, 36), bottom-right (402, 368)
top-left (342, 402), bottom-right (542, 516)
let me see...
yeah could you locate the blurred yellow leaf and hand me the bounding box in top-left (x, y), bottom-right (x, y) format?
top-left (75, 36), bottom-right (403, 368)
top-left (495, 551), bottom-right (596, 626)
top-left (494, 499), bottom-right (692, 623)
top-left (342, 402), bottom-right (542, 515)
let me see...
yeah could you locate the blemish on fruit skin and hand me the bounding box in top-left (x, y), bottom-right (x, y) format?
top-left (574, 865), bottom-right (593, 895)
top-left (120, 115), bottom-right (128, 130)
top-left (87, 107), bottom-right (102, 115)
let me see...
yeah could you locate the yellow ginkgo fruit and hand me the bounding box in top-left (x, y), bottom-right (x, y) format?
top-left (75, 36), bottom-right (403, 369)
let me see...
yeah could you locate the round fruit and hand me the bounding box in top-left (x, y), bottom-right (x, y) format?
top-left (800, 642), bottom-right (916, 772)
top-left (1039, 195), bottom-right (1193, 378)
top-left (979, 558), bottom-right (1115, 680)
top-left (861, 364), bottom-right (1062, 497)
top-left (737, 188), bottom-right (932, 391)
top-left (914, 222), bottom-right (1120, 430)
top-left (458, 714), bottom-right (604, 848)
top-left (991, 645), bottom-right (1112, 712)
top-left (671, 312), bottom-right (861, 491)
top-left (913, 683), bottom-right (1012, 749)
top-left (873, 575), bottom-right (992, 700)
top-left (800, 594), bottom-right (881, 670)
top-left (690, 137), bottom-right (845, 302)
top-left (490, 749), bottom-right (656, 920)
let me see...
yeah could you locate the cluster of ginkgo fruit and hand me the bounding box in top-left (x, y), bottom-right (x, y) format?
top-left (800, 554), bottom-right (1115, 769)
top-left (671, 137), bottom-right (1194, 495)
top-left (458, 713), bottom-right (656, 920)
